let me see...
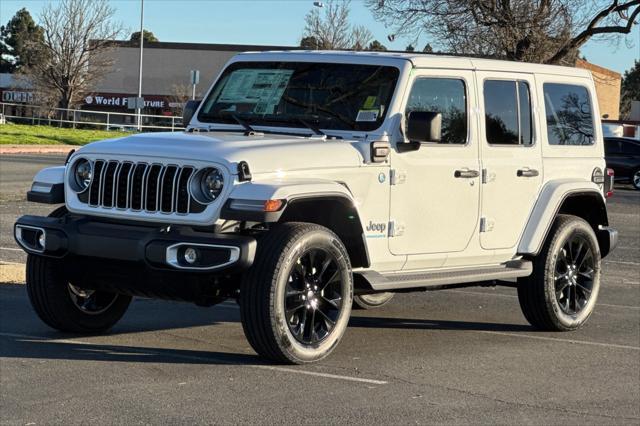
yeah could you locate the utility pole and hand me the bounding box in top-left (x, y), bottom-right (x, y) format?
top-left (136, 0), bottom-right (144, 131)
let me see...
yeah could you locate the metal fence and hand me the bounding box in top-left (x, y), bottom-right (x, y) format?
top-left (0, 102), bottom-right (185, 132)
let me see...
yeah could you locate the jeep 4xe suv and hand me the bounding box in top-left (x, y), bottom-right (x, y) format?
top-left (15, 51), bottom-right (618, 363)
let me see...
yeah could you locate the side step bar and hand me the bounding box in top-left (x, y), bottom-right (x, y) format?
top-left (356, 260), bottom-right (532, 292)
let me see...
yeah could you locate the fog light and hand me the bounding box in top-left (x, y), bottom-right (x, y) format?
top-left (184, 247), bottom-right (198, 264)
top-left (38, 232), bottom-right (46, 249)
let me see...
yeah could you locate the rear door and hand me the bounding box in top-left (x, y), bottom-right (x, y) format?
top-left (476, 72), bottom-right (543, 250)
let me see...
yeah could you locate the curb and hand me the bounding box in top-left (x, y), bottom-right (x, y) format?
top-left (0, 145), bottom-right (76, 155)
top-left (0, 263), bottom-right (25, 285)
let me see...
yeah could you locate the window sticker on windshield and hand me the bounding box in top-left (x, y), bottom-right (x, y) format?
top-left (218, 69), bottom-right (294, 114)
top-left (356, 110), bottom-right (379, 122)
top-left (363, 96), bottom-right (377, 109)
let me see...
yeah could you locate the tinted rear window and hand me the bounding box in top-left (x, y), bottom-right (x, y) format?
top-left (543, 83), bottom-right (594, 146)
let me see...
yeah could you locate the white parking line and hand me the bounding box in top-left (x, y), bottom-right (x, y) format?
top-left (0, 247), bottom-right (22, 252)
top-left (605, 260), bottom-right (640, 266)
top-left (448, 289), bottom-right (640, 310)
top-left (0, 332), bottom-right (387, 385)
top-left (475, 330), bottom-right (640, 351)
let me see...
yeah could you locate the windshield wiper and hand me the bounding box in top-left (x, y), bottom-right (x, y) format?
top-left (220, 111), bottom-right (258, 134)
top-left (294, 118), bottom-right (324, 136)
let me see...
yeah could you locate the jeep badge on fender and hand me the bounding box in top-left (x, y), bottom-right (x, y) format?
top-left (15, 51), bottom-right (617, 364)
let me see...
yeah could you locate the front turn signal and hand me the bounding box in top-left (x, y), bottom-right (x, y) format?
top-left (263, 199), bottom-right (285, 212)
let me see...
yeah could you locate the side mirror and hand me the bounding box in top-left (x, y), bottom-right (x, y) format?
top-left (183, 99), bottom-right (201, 126)
top-left (406, 111), bottom-right (442, 143)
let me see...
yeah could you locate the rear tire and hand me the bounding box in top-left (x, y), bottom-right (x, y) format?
top-left (26, 255), bottom-right (132, 333)
top-left (353, 292), bottom-right (394, 309)
top-left (632, 170), bottom-right (640, 190)
top-left (517, 215), bottom-right (601, 331)
top-left (240, 223), bottom-right (353, 364)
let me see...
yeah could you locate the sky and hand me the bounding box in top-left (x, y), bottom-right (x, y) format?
top-left (1, 0), bottom-right (638, 75)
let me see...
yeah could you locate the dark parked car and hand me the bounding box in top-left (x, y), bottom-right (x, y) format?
top-left (605, 137), bottom-right (640, 190)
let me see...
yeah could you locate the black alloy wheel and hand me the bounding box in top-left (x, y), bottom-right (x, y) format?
top-left (284, 248), bottom-right (343, 344)
top-left (554, 234), bottom-right (596, 316)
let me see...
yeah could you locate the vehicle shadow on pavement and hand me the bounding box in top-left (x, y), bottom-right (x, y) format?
top-left (0, 333), bottom-right (265, 366)
top-left (348, 315), bottom-right (532, 332)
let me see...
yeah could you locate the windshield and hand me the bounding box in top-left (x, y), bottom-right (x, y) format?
top-left (197, 61), bottom-right (400, 132)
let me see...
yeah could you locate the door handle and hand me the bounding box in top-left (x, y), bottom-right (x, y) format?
top-left (517, 168), bottom-right (539, 177)
top-left (454, 169), bottom-right (480, 178)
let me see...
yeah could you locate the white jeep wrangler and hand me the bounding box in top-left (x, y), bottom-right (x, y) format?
top-left (15, 51), bottom-right (618, 364)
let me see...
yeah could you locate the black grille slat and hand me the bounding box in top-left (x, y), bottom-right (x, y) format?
top-left (160, 166), bottom-right (178, 213)
top-left (80, 161), bottom-right (195, 215)
top-left (101, 161), bottom-right (119, 208)
top-left (176, 167), bottom-right (194, 214)
top-left (130, 164), bottom-right (147, 211)
top-left (144, 165), bottom-right (162, 212)
top-left (88, 160), bottom-right (105, 206)
top-left (116, 162), bottom-right (133, 208)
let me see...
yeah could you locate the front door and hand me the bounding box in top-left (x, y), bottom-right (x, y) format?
top-left (389, 70), bottom-right (480, 255)
top-left (476, 72), bottom-right (543, 250)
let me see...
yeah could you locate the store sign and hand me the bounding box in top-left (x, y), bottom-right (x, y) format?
top-left (2, 90), bottom-right (35, 103)
top-left (83, 94), bottom-right (166, 109)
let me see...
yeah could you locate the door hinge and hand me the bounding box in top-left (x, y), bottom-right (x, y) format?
top-left (482, 168), bottom-right (495, 184)
top-left (388, 220), bottom-right (405, 237)
top-left (390, 169), bottom-right (406, 185)
top-left (480, 217), bottom-right (495, 233)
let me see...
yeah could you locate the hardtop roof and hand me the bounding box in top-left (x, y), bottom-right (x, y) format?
top-left (235, 50), bottom-right (592, 79)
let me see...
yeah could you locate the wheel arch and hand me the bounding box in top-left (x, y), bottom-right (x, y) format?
top-left (221, 180), bottom-right (370, 268)
top-left (518, 181), bottom-right (610, 257)
top-left (278, 195), bottom-right (370, 268)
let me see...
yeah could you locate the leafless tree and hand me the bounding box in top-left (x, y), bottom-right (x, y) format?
top-left (302, 0), bottom-right (373, 50)
top-left (367, 0), bottom-right (639, 64)
top-left (22, 0), bottom-right (124, 109)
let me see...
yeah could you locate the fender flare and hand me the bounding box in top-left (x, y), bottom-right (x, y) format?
top-left (220, 179), bottom-right (370, 267)
top-left (518, 180), bottom-right (607, 256)
top-left (27, 166), bottom-right (66, 204)
top-left (220, 179), bottom-right (359, 223)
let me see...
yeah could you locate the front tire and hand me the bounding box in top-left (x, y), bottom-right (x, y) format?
top-left (26, 255), bottom-right (132, 333)
top-left (240, 223), bottom-right (353, 364)
top-left (632, 170), bottom-right (640, 190)
top-left (517, 215), bottom-right (601, 331)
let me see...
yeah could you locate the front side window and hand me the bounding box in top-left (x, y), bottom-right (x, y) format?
top-left (198, 61), bottom-right (400, 132)
top-left (405, 78), bottom-right (467, 144)
top-left (543, 83), bottom-right (594, 146)
top-left (484, 80), bottom-right (533, 145)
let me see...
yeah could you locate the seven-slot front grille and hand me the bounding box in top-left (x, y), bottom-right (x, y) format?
top-left (84, 160), bottom-right (195, 214)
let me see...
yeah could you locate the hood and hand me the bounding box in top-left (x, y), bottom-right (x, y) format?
top-left (76, 131), bottom-right (365, 175)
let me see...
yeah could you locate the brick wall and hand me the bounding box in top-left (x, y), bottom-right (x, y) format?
top-left (576, 59), bottom-right (622, 120)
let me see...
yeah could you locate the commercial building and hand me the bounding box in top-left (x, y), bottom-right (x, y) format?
top-left (0, 42), bottom-right (627, 126)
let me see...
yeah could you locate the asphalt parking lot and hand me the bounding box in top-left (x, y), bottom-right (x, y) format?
top-left (1, 154), bottom-right (639, 424)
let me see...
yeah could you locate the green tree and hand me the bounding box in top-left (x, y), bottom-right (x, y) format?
top-left (405, 44), bottom-right (415, 52)
top-left (0, 8), bottom-right (46, 73)
top-left (130, 29), bottom-right (158, 44)
top-left (621, 60), bottom-right (640, 119)
top-left (422, 43), bottom-right (433, 53)
top-left (367, 40), bottom-right (387, 51)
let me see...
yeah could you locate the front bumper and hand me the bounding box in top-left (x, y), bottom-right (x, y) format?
top-left (14, 214), bottom-right (256, 273)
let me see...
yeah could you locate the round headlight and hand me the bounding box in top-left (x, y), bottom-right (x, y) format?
top-left (73, 159), bottom-right (92, 191)
top-left (199, 168), bottom-right (224, 202)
